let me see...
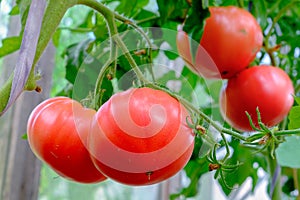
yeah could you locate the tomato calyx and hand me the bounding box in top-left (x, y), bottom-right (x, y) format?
top-left (206, 144), bottom-right (243, 190)
top-left (244, 107), bottom-right (284, 158)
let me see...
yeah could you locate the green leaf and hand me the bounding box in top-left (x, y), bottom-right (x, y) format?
top-left (157, 0), bottom-right (190, 25)
top-left (63, 39), bottom-right (94, 84)
top-left (115, 0), bottom-right (149, 17)
top-left (52, 28), bottom-right (61, 47)
top-left (183, 0), bottom-right (210, 43)
top-left (22, 133), bottom-right (28, 140)
top-left (133, 9), bottom-right (158, 27)
top-left (276, 136), bottom-right (300, 168)
top-left (0, 36), bottom-right (22, 57)
top-left (164, 50), bottom-right (178, 60)
top-left (9, 5), bottom-right (20, 15)
top-left (295, 96), bottom-right (300, 105)
top-left (288, 106), bottom-right (300, 129)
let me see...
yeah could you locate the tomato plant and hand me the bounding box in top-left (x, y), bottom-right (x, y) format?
top-left (219, 65), bottom-right (295, 131)
top-left (27, 97), bottom-right (107, 183)
top-left (88, 87), bottom-right (195, 186)
top-left (1, 0), bottom-right (300, 199)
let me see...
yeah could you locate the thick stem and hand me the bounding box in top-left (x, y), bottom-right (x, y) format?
top-left (268, 154), bottom-right (282, 200)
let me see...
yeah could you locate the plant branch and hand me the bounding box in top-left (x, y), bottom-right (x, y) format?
top-left (178, 97), bottom-right (247, 141)
top-left (274, 128), bottom-right (300, 136)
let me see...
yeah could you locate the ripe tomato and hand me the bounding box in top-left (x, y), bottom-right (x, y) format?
top-left (219, 66), bottom-right (294, 131)
top-left (89, 87), bottom-right (194, 185)
top-left (27, 97), bottom-right (107, 183)
top-left (200, 6), bottom-right (263, 78)
top-left (177, 6), bottom-right (263, 79)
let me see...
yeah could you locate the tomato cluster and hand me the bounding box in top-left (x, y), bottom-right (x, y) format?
top-left (27, 88), bottom-right (194, 185)
top-left (177, 6), bottom-right (294, 131)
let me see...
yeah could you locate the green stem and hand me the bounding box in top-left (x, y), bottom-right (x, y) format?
top-left (267, 154), bottom-right (282, 200)
top-left (275, 128), bottom-right (300, 136)
top-left (293, 169), bottom-right (300, 200)
top-left (178, 96), bottom-right (247, 141)
top-left (220, 131), bottom-right (230, 161)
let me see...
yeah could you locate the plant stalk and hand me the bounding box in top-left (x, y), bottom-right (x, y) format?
top-left (268, 154), bottom-right (282, 200)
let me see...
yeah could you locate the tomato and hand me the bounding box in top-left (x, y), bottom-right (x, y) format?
top-left (219, 66), bottom-right (294, 131)
top-left (89, 87), bottom-right (194, 185)
top-left (176, 29), bottom-right (220, 79)
top-left (177, 6), bottom-right (263, 79)
top-left (27, 97), bottom-right (107, 183)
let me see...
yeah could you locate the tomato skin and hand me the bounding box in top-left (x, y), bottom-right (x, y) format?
top-left (219, 66), bottom-right (294, 131)
top-left (176, 29), bottom-right (193, 69)
top-left (177, 6), bottom-right (263, 79)
top-left (89, 87), bottom-right (194, 185)
top-left (27, 97), bottom-right (106, 183)
top-left (200, 6), bottom-right (263, 78)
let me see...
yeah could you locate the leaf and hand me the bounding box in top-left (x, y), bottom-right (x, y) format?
top-left (0, 36), bottom-right (22, 57)
top-left (52, 28), bottom-right (61, 47)
top-left (133, 9), bottom-right (158, 27)
top-left (183, 0), bottom-right (210, 43)
top-left (22, 133), bottom-right (28, 140)
top-left (157, 0), bottom-right (190, 25)
top-left (63, 39), bottom-right (94, 84)
top-left (9, 5), bottom-right (20, 16)
top-left (288, 106), bottom-right (300, 129)
top-left (295, 96), bottom-right (300, 105)
top-left (276, 136), bottom-right (300, 168)
top-left (115, 0), bottom-right (149, 17)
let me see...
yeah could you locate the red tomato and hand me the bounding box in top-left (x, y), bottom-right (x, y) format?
top-left (200, 6), bottom-right (263, 78)
top-left (219, 66), bottom-right (294, 131)
top-left (177, 6), bottom-right (263, 79)
top-left (27, 97), bottom-right (107, 183)
top-left (89, 87), bottom-right (194, 185)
